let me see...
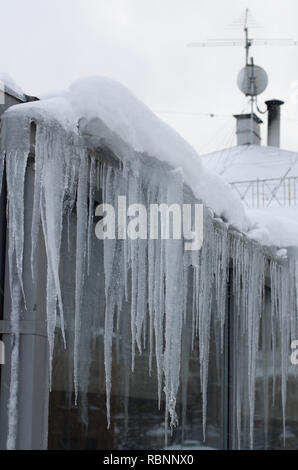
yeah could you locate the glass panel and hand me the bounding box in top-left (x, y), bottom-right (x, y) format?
top-left (234, 287), bottom-right (298, 449)
top-left (47, 214), bottom-right (225, 450)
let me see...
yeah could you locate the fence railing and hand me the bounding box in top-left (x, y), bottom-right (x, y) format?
top-left (230, 176), bottom-right (298, 209)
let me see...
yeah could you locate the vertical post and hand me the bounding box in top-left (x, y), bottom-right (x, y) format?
top-left (222, 268), bottom-right (232, 449)
top-left (249, 58), bottom-right (255, 147)
top-left (288, 178), bottom-right (291, 207)
top-left (265, 100), bottom-right (284, 148)
top-left (244, 8), bottom-right (250, 66)
top-left (227, 266), bottom-right (236, 449)
top-left (0, 167), bottom-right (7, 396)
top-left (0, 161), bottom-right (49, 450)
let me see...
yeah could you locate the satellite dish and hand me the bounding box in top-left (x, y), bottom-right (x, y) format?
top-left (237, 64), bottom-right (268, 96)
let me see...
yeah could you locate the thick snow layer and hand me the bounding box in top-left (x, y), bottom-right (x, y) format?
top-left (4, 76), bottom-right (249, 232)
top-left (247, 210), bottom-right (298, 247)
top-left (0, 73), bottom-right (25, 100)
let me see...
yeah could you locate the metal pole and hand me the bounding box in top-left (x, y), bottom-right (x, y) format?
top-left (0, 162), bottom-right (49, 450)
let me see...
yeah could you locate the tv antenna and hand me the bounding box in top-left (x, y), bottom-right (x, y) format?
top-left (188, 8), bottom-right (298, 66)
top-left (187, 8), bottom-right (298, 115)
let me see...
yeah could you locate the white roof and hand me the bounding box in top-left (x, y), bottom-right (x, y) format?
top-left (202, 144), bottom-right (298, 183)
top-left (202, 144), bottom-right (298, 247)
top-left (0, 72), bottom-right (26, 101)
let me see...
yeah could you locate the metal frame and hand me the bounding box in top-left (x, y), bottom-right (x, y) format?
top-left (231, 176), bottom-right (298, 208)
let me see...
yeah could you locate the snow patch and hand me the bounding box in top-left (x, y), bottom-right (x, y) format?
top-left (247, 210), bottom-right (298, 247)
top-left (0, 73), bottom-right (25, 100)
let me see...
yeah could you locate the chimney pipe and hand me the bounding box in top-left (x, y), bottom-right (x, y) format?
top-left (265, 99), bottom-right (284, 148)
top-left (233, 113), bottom-right (263, 146)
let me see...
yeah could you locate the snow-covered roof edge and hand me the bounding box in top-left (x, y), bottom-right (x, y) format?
top-left (2, 76), bottom-right (250, 234)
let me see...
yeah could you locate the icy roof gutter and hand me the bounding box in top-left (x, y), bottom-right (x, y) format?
top-left (28, 115), bottom-right (293, 265)
top-left (0, 103), bottom-right (293, 265)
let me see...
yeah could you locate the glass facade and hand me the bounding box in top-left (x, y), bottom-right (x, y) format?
top-left (45, 213), bottom-right (298, 450)
top-left (47, 215), bottom-right (225, 450)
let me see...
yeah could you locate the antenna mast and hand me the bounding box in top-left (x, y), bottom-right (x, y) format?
top-left (187, 8), bottom-right (297, 115)
top-left (187, 8), bottom-right (298, 54)
top-left (244, 7), bottom-right (250, 65)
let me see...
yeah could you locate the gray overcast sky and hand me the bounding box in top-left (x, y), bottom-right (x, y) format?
top-left (1, 0), bottom-right (298, 154)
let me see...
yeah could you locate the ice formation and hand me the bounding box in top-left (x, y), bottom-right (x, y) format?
top-left (0, 77), bottom-right (297, 450)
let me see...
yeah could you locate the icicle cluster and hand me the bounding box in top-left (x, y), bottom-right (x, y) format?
top-left (0, 110), bottom-right (297, 450)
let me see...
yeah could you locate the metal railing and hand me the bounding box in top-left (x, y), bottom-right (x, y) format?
top-left (230, 176), bottom-right (298, 208)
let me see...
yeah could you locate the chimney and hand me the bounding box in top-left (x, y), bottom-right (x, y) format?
top-left (265, 99), bottom-right (284, 148)
top-left (233, 113), bottom-right (263, 146)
